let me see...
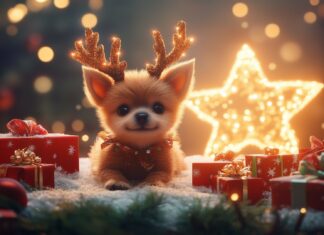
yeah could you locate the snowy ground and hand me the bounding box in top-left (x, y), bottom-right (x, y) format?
top-left (27, 156), bottom-right (324, 231)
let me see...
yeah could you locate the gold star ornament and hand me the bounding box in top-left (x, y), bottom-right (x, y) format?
top-left (186, 44), bottom-right (323, 157)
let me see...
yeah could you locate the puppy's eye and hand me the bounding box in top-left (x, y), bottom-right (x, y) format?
top-left (152, 102), bottom-right (164, 114)
top-left (117, 104), bottom-right (130, 116)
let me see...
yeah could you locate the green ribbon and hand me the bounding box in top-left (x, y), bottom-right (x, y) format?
top-left (291, 175), bottom-right (317, 208)
top-left (251, 157), bottom-right (257, 177)
top-left (279, 155), bottom-right (283, 176)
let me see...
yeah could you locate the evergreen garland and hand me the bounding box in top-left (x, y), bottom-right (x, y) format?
top-left (1, 193), bottom-right (323, 235)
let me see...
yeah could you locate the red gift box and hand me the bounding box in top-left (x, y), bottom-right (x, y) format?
top-left (192, 161), bottom-right (231, 187)
top-left (214, 176), bottom-right (269, 204)
top-left (270, 175), bottom-right (324, 210)
top-left (0, 134), bottom-right (79, 173)
top-left (0, 163), bottom-right (54, 189)
top-left (245, 153), bottom-right (301, 180)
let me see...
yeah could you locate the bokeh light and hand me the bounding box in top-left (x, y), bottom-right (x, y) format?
top-left (75, 104), bottom-right (82, 110)
top-left (230, 193), bottom-right (239, 202)
top-left (82, 97), bottom-right (93, 108)
top-left (321, 123), bottom-right (324, 129)
top-left (52, 121), bottom-right (65, 133)
top-left (268, 62), bottom-right (277, 71)
top-left (82, 134), bottom-right (89, 142)
top-left (34, 76), bottom-right (53, 94)
top-left (26, 0), bottom-right (51, 12)
top-left (232, 2), bottom-right (248, 18)
top-left (72, 119), bottom-right (85, 132)
top-left (89, 0), bottom-right (103, 10)
top-left (241, 21), bottom-right (248, 29)
top-left (81, 13), bottom-right (98, 28)
top-left (264, 23), bottom-right (280, 38)
top-left (304, 11), bottom-right (317, 24)
top-left (25, 116), bottom-right (36, 121)
top-left (280, 42), bottom-right (302, 62)
top-left (6, 25), bottom-right (18, 36)
top-left (54, 0), bottom-right (70, 9)
top-left (7, 4), bottom-right (28, 23)
top-left (37, 46), bottom-right (55, 62)
top-left (309, 0), bottom-right (320, 6)
top-left (318, 4), bottom-right (324, 18)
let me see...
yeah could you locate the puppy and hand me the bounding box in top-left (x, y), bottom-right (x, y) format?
top-left (72, 21), bottom-right (195, 190)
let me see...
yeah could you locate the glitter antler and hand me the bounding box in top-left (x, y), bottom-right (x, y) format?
top-left (146, 20), bottom-right (192, 78)
top-left (71, 28), bottom-right (127, 82)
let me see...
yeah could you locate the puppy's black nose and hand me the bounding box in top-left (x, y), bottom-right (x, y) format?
top-left (135, 112), bottom-right (149, 126)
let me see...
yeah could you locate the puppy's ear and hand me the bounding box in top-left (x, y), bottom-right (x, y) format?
top-left (82, 66), bottom-right (115, 106)
top-left (160, 59), bottom-right (195, 100)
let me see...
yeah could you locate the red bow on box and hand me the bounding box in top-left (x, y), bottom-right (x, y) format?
top-left (7, 119), bottom-right (48, 136)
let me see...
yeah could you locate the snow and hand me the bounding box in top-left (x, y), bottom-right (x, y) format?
top-left (28, 156), bottom-right (220, 209)
top-left (27, 156), bottom-right (324, 230)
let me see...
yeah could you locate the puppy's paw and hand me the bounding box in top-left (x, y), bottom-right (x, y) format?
top-left (138, 180), bottom-right (165, 187)
top-left (104, 179), bottom-right (131, 190)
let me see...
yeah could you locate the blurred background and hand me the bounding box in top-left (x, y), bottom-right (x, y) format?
top-left (0, 0), bottom-right (323, 157)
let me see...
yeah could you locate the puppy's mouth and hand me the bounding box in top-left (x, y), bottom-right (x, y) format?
top-left (126, 125), bottom-right (159, 132)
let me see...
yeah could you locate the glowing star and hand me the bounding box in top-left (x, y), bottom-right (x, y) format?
top-left (186, 44), bottom-right (323, 157)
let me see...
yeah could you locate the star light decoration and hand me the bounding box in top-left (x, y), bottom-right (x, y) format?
top-left (186, 44), bottom-right (323, 157)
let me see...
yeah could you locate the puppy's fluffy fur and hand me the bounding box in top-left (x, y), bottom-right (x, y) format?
top-left (83, 59), bottom-right (195, 189)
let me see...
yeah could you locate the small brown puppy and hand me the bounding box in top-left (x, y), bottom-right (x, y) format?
top-left (72, 21), bottom-right (195, 190)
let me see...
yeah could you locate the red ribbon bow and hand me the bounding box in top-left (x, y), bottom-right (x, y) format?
top-left (7, 119), bottom-right (48, 136)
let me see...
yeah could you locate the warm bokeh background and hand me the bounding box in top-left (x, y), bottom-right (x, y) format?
top-left (0, 0), bottom-right (323, 156)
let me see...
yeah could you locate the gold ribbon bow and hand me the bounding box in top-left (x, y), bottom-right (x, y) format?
top-left (10, 148), bottom-right (41, 165)
top-left (219, 160), bottom-right (252, 177)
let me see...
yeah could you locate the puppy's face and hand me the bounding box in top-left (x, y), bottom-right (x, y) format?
top-left (83, 59), bottom-right (195, 147)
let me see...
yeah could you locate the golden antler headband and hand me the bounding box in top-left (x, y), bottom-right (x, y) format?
top-left (71, 21), bottom-right (192, 81)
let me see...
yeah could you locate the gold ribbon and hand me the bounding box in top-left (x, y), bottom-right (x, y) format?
top-left (217, 161), bottom-right (250, 201)
top-left (1, 148), bottom-right (44, 189)
top-left (10, 148), bottom-right (41, 165)
top-left (219, 160), bottom-right (251, 177)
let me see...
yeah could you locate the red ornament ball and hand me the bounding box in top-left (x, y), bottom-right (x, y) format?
top-left (0, 178), bottom-right (28, 208)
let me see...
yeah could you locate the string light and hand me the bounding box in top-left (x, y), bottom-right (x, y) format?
top-left (186, 44), bottom-right (323, 157)
top-left (81, 13), bottom-right (98, 28)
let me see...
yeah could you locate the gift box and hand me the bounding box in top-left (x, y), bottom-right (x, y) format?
top-left (0, 209), bottom-right (18, 235)
top-left (270, 175), bottom-right (324, 210)
top-left (216, 176), bottom-right (269, 204)
top-left (0, 134), bottom-right (79, 173)
top-left (245, 153), bottom-right (301, 180)
top-left (192, 161), bottom-right (231, 187)
top-left (0, 163), bottom-right (55, 189)
top-left (0, 119), bottom-right (79, 173)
